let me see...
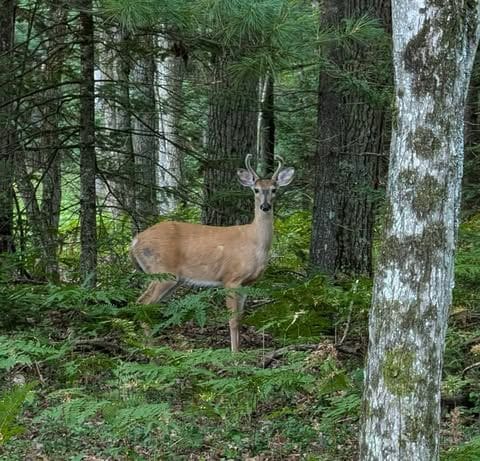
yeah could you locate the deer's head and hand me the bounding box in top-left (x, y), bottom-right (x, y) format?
top-left (237, 155), bottom-right (295, 213)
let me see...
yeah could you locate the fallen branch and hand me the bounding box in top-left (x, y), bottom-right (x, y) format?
top-left (261, 344), bottom-right (318, 368)
top-left (462, 361), bottom-right (480, 377)
top-left (72, 338), bottom-right (125, 355)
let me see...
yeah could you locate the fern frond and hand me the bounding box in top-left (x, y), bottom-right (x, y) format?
top-left (0, 383), bottom-right (36, 445)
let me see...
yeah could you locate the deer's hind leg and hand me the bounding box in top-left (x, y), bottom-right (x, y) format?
top-left (136, 280), bottom-right (179, 304)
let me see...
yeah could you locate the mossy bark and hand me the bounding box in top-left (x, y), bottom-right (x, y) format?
top-left (360, 1), bottom-right (480, 460)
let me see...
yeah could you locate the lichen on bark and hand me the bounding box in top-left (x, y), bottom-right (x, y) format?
top-left (412, 174), bottom-right (445, 218)
top-left (404, 1), bottom-right (467, 98)
top-left (381, 347), bottom-right (417, 396)
top-left (406, 126), bottom-right (441, 159)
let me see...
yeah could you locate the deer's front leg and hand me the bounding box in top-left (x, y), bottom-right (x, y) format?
top-left (226, 289), bottom-right (246, 353)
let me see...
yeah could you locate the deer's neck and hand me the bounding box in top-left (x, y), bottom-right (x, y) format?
top-left (252, 211), bottom-right (274, 253)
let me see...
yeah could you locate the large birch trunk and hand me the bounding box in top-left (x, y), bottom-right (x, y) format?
top-left (360, 2), bottom-right (480, 460)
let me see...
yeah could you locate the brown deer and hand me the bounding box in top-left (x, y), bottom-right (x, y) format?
top-left (130, 155), bottom-right (294, 352)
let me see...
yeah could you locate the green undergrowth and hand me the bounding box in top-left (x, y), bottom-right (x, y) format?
top-left (0, 294), bottom-right (362, 459)
top-left (0, 265), bottom-right (365, 460)
top-left (0, 213), bottom-right (480, 459)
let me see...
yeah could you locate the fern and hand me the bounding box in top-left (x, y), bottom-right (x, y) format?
top-left (0, 336), bottom-right (70, 370)
top-left (105, 400), bottom-right (171, 436)
top-left (199, 356), bottom-right (316, 419)
top-left (37, 391), bottom-right (171, 439)
top-left (0, 383), bottom-right (35, 445)
top-left (319, 393), bottom-right (361, 432)
top-left (441, 437), bottom-right (480, 461)
top-left (154, 290), bottom-right (215, 331)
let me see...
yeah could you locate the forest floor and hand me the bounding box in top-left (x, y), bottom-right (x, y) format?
top-left (1, 217), bottom-right (480, 460)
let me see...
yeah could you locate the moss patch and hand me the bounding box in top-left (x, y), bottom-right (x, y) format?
top-left (382, 347), bottom-right (417, 396)
top-left (412, 174), bottom-right (445, 218)
top-left (379, 222), bottom-right (447, 268)
top-left (407, 126), bottom-right (441, 160)
top-left (403, 1), bottom-right (467, 98)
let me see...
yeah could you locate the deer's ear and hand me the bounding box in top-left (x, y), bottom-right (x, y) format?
top-left (237, 169), bottom-right (256, 187)
top-left (276, 167), bottom-right (295, 187)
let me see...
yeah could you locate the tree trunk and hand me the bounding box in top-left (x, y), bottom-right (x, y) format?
top-left (95, 26), bottom-right (120, 214)
top-left (310, 0), bottom-right (390, 276)
top-left (79, 0), bottom-right (97, 287)
top-left (202, 57), bottom-right (258, 226)
top-left (258, 73), bottom-right (275, 176)
top-left (39, 1), bottom-right (67, 280)
top-left (309, 0), bottom-right (344, 273)
top-left (463, 52), bottom-right (480, 213)
top-left (0, 0), bottom-right (16, 255)
top-left (360, 2), bottom-right (480, 460)
top-left (131, 35), bottom-right (158, 231)
top-left (156, 33), bottom-right (185, 214)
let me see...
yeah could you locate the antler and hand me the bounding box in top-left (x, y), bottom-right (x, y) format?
top-left (272, 155), bottom-right (285, 180)
top-left (245, 154), bottom-right (260, 180)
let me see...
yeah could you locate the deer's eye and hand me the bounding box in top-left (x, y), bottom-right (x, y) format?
top-left (254, 188), bottom-right (259, 193)
top-left (272, 188), bottom-right (277, 194)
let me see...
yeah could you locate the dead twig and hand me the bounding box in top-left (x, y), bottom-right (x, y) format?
top-left (462, 361), bottom-right (480, 377)
top-left (261, 344), bottom-right (318, 368)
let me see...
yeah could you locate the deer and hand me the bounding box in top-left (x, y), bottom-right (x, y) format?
top-left (130, 154), bottom-right (294, 352)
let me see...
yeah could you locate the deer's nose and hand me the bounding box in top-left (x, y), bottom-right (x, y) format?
top-left (260, 203), bottom-right (271, 212)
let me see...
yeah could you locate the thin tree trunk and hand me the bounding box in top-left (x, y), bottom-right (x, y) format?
top-left (95, 26), bottom-right (120, 214)
top-left (0, 0), bottom-right (16, 255)
top-left (132, 34), bottom-right (158, 231)
top-left (79, 0), bottom-right (97, 287)
top-left (15, 154), bottom-right (58, 279)
top-left (39, 1), bottom-right (67, 280)
top-left (202, 56), bottom-right (258, 226)
top-left (116, 32), bottom-right (138, 231)
top-left (156, 33), bottom-right (185, 214)
top-left (259, 73), bottom-right (275, 176)
top-left (360, 2), bottom-right (480, 459)
top-left (463, 52), bottom-right (480, 213)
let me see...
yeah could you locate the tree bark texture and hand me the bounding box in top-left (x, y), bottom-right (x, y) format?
top-left (156, 33), bottom-right (185, 214)
top-left (0, 0), bottom-right (16, 254)
top-left (360, 2), bottom-right (480, 460)
top-left (79, 0), bottom-right (97, 287)
top-left (202, 57), bottom-right (258, 226)
top-left (310, 0), bottom-right (344, 273)
top-left (131, 35), bottom-right (158, 231)
top-left (310, 0), bottom-right (390, 276)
